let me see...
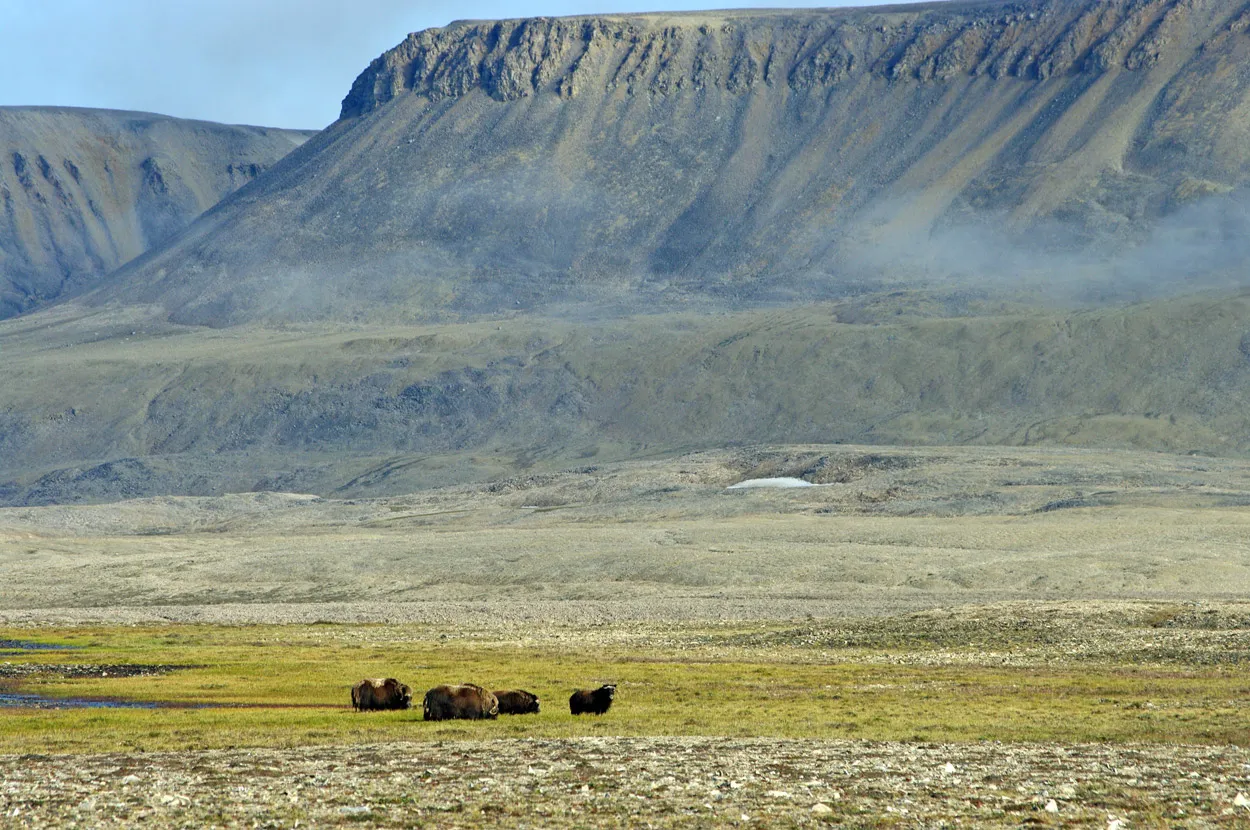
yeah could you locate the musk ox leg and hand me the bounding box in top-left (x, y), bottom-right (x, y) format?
top-left (352, 680), bottom-right (374, 711)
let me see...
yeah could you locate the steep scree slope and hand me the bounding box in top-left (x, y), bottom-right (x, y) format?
top-left (86, 0), bottom-right (1250, 325)
top-left (0, 108), bottom-right (312, 318)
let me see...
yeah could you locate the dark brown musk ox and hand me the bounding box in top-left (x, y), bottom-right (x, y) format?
top-left (351, 678), bottom-right (413, 711)
top-left (494, 689), bottom-right (540, 715)
top-left (569, 684), bottom-right (616, 715)
top-left (423, 683), bottom-right (500, 721)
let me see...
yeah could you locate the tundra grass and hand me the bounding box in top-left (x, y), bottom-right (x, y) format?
top-left (1, 622), bottom-right (1248, 755)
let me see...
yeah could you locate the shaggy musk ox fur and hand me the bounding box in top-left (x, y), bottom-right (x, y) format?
top-left (423, 683), bottom-right (499, 721)
top-left (494, 689), bottom-right (540, 715)
top-left (569, 684), bottom-right (616, 715)
top-left (351, 678), bottom-right (413, 711)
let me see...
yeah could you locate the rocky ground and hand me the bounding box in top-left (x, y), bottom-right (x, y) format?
top-left (0, 597), bottom-right (1009, 629)
top-left (1, 737), bottom-right (1247, 828)
top-left (3, 447), bottom-right (1249, 827)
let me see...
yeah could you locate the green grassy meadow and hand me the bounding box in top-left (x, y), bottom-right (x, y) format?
top-left (3, 621), bottom-right (1249, 755)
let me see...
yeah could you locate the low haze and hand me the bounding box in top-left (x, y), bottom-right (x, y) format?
top-left (0, 0), bottom-right (878, 130)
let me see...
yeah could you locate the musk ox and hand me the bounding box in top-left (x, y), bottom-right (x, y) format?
top-left (423, 683), bottom-right (499, 721)
top-left (569, 684), bottom-right (616, 715)
top-left (494, 689), bottom-right (541, 715)
top-left (351, 678), bottom-right (413, 711)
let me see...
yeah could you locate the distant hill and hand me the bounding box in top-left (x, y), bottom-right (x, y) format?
top-left (0, 107), bottom-right (313, 318)
top-left (83, 0), bottom-right (1250, 325)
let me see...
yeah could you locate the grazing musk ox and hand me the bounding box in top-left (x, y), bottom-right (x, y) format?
top-left (423, 683), bottom-right (499, 721)
top-left (351, 678), bottom-right (413, 711)
top-left (494, 689), bottom-right (540, 715)
top-left (569, 684), bottom-right (616, 715)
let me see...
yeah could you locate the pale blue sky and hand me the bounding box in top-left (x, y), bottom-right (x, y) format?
top-left (0, 1), bottom-right (884, 130)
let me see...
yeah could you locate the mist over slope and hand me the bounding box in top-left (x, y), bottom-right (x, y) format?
top-left (0, 107), bottom-right (312, 318)
top-left (83, 0), bottom-right (1250, 325)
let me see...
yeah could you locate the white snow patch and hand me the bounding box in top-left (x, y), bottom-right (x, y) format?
top-left (726, 477), bottom-right (816, 490)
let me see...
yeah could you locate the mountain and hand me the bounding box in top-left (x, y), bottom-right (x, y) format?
top-left (4, 0), bottom-right (1250, 506)
top-left (0, 107), bottom-right (313, 318)
top-left (83, 0), bottom-right (1250, 326)
top-left (2, 290), bottom-right (1249, 505)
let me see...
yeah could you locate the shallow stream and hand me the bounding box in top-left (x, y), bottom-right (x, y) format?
top-left (0, 639), bottom-right (75, 653)
top-left (0, 640), bottom-right (198, 708)
top-left (0, 693), bottom-right (159, 709)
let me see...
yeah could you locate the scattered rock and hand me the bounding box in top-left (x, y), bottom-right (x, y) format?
top-left (0, 736), bottom-right (1244, 827)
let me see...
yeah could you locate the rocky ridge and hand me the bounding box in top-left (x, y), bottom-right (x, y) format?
top-left (342, 0), bottom-right (1237, 113)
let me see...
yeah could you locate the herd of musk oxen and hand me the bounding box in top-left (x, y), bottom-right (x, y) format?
top-left (350, 678), bottom-right (616, 720)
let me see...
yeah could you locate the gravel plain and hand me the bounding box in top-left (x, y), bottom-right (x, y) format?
top-left (4, 737), bottom-right (1250, 828)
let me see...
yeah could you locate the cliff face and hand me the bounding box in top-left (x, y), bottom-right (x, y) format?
top-left (0, 108), bottom-right (312, 318)
top-left (85, 0), bottom-right (1250, 326)
top-left (341, 0), bottom-right (1224, 113)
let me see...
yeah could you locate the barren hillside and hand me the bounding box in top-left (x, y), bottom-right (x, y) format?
top-left (83, 0), bottom-right (1250, 325)
top-left (0, 107), bottom-right (312, 318)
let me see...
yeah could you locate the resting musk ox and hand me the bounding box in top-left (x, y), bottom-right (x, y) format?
top-left (423, 683), bottom-right (499, 721)
top-left (569, 684), bottom-right (616, 715)
top-left (494, 689), bottom-right (541, 715)
top-left (351, 678), bottom-right (413, 711)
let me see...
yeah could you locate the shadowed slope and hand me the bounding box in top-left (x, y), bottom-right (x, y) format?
top-left (85, 0), bottom-right (1250, 325)
top-left (0, 107), bottom-right (313, 318)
